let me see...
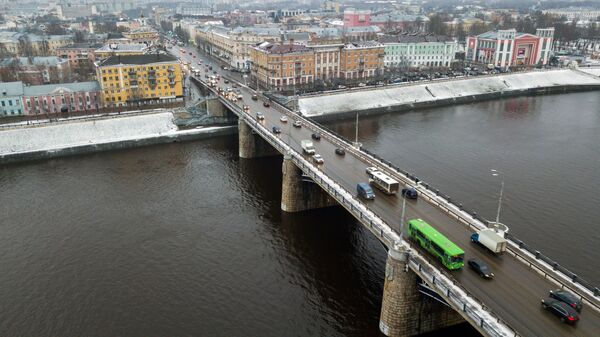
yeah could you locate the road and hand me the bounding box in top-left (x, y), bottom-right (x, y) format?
top-left (171, 42), bottom-right (600, 337)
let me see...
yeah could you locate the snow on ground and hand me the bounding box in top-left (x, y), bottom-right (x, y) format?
top-left (579, 68), bottom-right (600, 77)
top-left (0, 112), bottom-right (178, 155)
top-left (298, 69), bottom-right (600, 117)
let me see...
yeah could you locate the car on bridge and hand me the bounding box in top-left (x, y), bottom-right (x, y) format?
top-left (272, 126), bottom-right (281, 134)
top-left (357, 182), bottom-right (375, 200)
top-left (549, 289), bottom-right (583, 312)
top-left (280, 116), bottom-right (288, 123)
top-left (335, 148), bottom-right (345, 156)
top-left (293, 120), bottom-right (302, 128)
top-left (256, 112), bottom-right (265, 121)
top-left (251, 94), bottom-right (258, 101)
top-left (311, 133), bottom-right (321, 140)
top-left (467, 258), bottom-right (494, 279)
top-left (541, 298), bottom-right (580, 324)
top-left (401, 187), bottom-right (418, 199)
top-left (312, 154), bottom-right (324, 165)
top-left (263, 101), bottom-right (271, 107)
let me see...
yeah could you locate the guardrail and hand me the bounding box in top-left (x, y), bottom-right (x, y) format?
top-left (200, 74), bottom-right (600, 316)
top-left (226, 98), bottom-right (522, 337)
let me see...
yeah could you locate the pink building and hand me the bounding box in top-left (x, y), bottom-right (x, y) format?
top-left (55, 43), bottom-right (101, 67)
top-left (466, 28), bottom-right (554, 68)
top-left (22, 81), bottom-right (101, 115)
top-left (343, 8), bottom-right (371, 28)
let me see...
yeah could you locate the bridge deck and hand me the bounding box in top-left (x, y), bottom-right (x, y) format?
top-left (180, 45), bottom-right (600, 337)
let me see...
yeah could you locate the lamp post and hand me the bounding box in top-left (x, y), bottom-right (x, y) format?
top-left (399, 194), bottom-right (407, 240)
top-left (490, 169), bottom-right (504, 225)
top-left (353, 111), bottom-right (361, 149)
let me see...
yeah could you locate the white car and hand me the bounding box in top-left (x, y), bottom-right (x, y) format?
top-left (280, 116), bottom-right (288, 123)
top-left (313, 154), bottom-right (324, 164)
top-left (366, 166), bottom-right (379, 177)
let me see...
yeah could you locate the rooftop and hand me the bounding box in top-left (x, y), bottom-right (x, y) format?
top-left (0, 81), bottom-right (24, 96)
top-left (23, 81), bottom-right (101, 96)
top-left (98, 54), bottom-right (178, 66)
top-left (58, 43), bottom-right (103, 50)
top-left (255, 42), bottom-right (311, 54)
top-left (95, 44), bottom-right (148, 53)
top-left (379, 34), bottom-right (454, 44)
top-left (344, 41), bottom-right (383, 49)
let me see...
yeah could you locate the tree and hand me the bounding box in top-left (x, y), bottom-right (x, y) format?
top-left (455, 22), bottom-right (466, 42)
top-left (428, 14), bottom-right (447, 35)
top-left (38, 39), bottom-right (50, 56)
top-left (45, 22), bottom-right (66, 35)
top-left (74, 30), bottom-right (85, 43)
top-left (18, 35), bottom-right (34, 57)
top-left (0, 42), bottom-right (11, 58)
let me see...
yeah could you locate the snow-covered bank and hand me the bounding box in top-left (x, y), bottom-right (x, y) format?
top-left (580, 67), bottom-right (600, 77)
top-left (298, 69), bottom-right (600, 118)
top-left (0, 112), bottom-right (236, 164)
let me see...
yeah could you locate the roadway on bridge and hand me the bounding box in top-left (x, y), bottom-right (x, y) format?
top-left (173, 44), bottom-right (600, 337)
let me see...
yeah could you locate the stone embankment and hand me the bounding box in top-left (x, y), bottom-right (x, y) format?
top-left (298, 69), bottom-right (600, 120)
top-left (0, 110), bottom-right (235, 164)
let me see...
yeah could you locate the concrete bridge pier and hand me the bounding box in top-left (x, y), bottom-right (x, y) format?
top-left (281, 152), bottom-right (338, 212)
top-left (379, 248), bottom-right (464, 337)
top-left (238, 117), bottom-right (279, 159)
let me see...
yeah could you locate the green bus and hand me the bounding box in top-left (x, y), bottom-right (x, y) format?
top-left (407, 218), bottom-right (465, 270)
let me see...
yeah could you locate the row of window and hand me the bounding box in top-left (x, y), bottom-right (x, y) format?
top-left (0, 100), bottom-right (20, 107)
top-left (101, 65), bottom-right (176, 74)
top-left (106, 92), bottom-right (177, 101)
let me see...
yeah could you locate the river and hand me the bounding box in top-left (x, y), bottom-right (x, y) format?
top-left (1, 92), bottom-right (598, 336)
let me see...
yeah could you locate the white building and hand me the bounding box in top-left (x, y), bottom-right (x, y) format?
top-left (380, 35), bottom-right (457, 69)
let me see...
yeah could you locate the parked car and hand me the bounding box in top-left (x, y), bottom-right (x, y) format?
top-left (256, 112), bottom-right (265, 121)
top-left (467, 259), bottom-right (494, 279)
top-left (549, 290), bottom-right (583, 312)
top-left (263, 101), bottom-right (271, 107)
top-left (335, 148), bottom-right (345, 156)
top-left (401, 187), bottom-right (418, 199)
top-left (357, 182), bottom-right (375, 200)
top-left (224, 79), bottom-right (229, 84)
top-left (311, 133), bottom-right (321, 140)
top-left (272, 126), bottom-right (282, 134)
top-left (312, 154), bottom-right (324, 164)
top-left (251, 94), bottom-right (258, 101)
top-left (541, 298), bottom-right (580, 324)
top-left (243, 105), bottom-right (250, 112)
top-left (280, 116), bottom-right (288, 123)
top-left (293, 120), bottom-right (302, 128)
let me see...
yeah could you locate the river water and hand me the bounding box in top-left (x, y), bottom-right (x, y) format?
top-left (1, 92), bottom-right (599, 336)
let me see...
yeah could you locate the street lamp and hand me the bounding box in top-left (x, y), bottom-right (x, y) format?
top-left (399, 193), bottom-right (407, 240)
top-left (353, 111), bottom-right (361, 149)
top-left (490, 169), bottom-right (504, 225)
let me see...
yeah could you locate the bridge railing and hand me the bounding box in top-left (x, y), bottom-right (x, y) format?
top-left (216, 93), bottom-right (521, 337)
top-left (262, 90), bottom-right (600, 311)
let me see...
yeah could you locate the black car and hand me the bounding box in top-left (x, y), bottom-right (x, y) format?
top-left (311, 133), bottom-right (321, 140)
top-left (263, 101), bottom-right (271, 107)
top-left (272, 126), bottom-right (281, 134)
top-left (224, 79), bottom-right (229, 84)
top-left (549, 289), bottom-right (583, 312)
top-left (467, 259), bottom-right (494, 279)
top-left (335, 148), bottom-right (345, 156)
top-left (401, 187), bottom-right (418, 199)
top-left (541, 298), bottom-right (580, 324)
top-left (251, 94), bottom-right (258, 101)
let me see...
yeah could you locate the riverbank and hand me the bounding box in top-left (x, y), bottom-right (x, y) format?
top-left (0, 111), bottom-right (237, 165)
top-left (298, 69), bottom-right (600, 121)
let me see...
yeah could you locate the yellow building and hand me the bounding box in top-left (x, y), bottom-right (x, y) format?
top-left (96, 54), bottom-right (183, 108)
top-left (123, 27), bottom-right (160, 45)
top-left (94, 44), bottom-right (149, 60)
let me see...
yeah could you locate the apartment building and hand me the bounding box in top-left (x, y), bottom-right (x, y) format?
top-left (55, 43), bottom-right (102, 66)
top-left (250, 42), bottom-right (314, 91)
top-left (380, 34), bottom-right (457, 69)
top-left (96, 54), bottom-right (183, 108)
top-left (0, 81), bottom-right (24, 117)
top-left (339, 41), bottom-right (385, 81)
top-left (94, 44), bottom-right (149, 60)
top-left (22, 81), bottom-right (101, 115)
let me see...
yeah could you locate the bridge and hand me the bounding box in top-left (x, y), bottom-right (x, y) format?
top-left (185, 49), bottom-right (600, 337)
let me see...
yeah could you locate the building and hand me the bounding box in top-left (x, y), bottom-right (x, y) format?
top-left (311, 43), bottom-right (343, 81)
top-left (342, 26), bottom-right (381, 42)
top-left (0, 81), bottom-right (24, 117)
top-left (370, 13), bottom-right (429, 32)
top-left (542, 8), bottom-right (600, 21)
top-left (250, 42), bottom-right (314, 91)
top-left (0, 32), bottom-right (73, 56)
top-left (228, 27), bottom-right (281, 71)
top-left (122, 27), bottom-right (159, 45)
top-left (22, 81), bottom-right (101, 115)
top-left (466, 28), bottom-right (554, 68)
top-left (177, 2), bottom-right (212, 17)
top-left (0, 56), bottom-right (70, 85)
top-left (94, 44), bottom-right (149, 60)
top-left (96, 54), bottom-right (183, 108)
top-left (380, 34), bottom-right (457, 69)
top-left (339, 41), bottom-right (385, 81)
top-left (343, 8), bottom-right (371, 28)
top-left (55, 43), bottom-right (102, 66)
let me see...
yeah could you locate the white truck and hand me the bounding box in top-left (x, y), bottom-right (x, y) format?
top-left (301, 140), bottom-right (315, 155)
top-left (470, 228), bottom-right (507, 254)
